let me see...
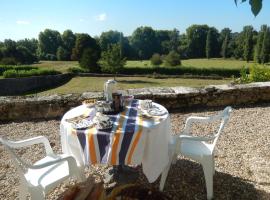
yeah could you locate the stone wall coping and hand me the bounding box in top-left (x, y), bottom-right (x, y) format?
top-left (1, 81), bottom-right (270, 103)
top-left (2, 81), bottom-right (270, 121)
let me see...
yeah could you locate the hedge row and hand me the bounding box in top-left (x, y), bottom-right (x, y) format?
top-left (119, 66), bottom-right (242, 77)
top-left (3, 69), bottom-right (61, 78)
top-left (0, 65), bottom-right (38, 75)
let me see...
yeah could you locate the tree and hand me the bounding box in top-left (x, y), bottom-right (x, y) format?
top-left (15, 46), bottom-right (37, 64)
top-left (38, 29), bottom-right (62, 59)
top-left (61, 30), bottom-right (76, 60)
top-left (206, 29), bottom-right (214, 59)
top-left (243, 26), bottom-right (254, 62)
top-left (260, 26), bottom-right (270, 64)
top-left (72, 33), bottom-right (100, 61)
top-left (186, 25), bottom-right (210, 58)
top-left (56, 46), bottom-right (69, 61)
top-left (99, 43), bottom-right (126, 75)
top-left (17, 38), bottom-right (38, 56)
top-left (164, 51), bottom-right (181, 66)
top-left (80, 48), bottom-right (101, 72)
top-left (234, 0), bottom-right (263, 16)
top-left (221, 34), bottom-right (229, 58)
top-left (130, 26), bottom-right (158, 60)
top-left (99, 30), bottom-right (121, 51)
top-left (150, 53), bottom-right (163, 66)
top-left (254, 25), bottom-right (267, 63)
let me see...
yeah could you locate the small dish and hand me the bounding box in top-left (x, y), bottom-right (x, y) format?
top-left (71, 119), bottom-right (94, 130)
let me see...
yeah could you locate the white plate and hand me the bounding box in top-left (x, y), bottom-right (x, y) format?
top-left (147, 107), bottom-right (167, 116)
top-left (71, 119), bottom-right (94, 129)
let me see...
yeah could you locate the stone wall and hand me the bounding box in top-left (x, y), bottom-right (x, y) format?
top-left (0, 73), bottom-right (73, 96)
top-left (1, 82), bottom-right (270, 121)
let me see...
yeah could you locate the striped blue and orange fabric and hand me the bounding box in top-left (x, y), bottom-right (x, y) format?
top-left (74, 99), bottom-right (144, 165)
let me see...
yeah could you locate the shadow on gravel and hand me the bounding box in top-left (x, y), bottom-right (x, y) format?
top-left (161, 159), bottom-right (270, 200)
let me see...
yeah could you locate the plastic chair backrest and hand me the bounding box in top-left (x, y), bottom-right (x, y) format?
top-left (212, 106), bottom-right (232, 148)
top-left (0, 137), bottom-right (28, 177)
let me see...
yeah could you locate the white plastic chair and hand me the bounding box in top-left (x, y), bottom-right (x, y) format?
top-left (159, 106), bottom-right (232, 200)
top-left (0, 136), bottom-right (86, 200)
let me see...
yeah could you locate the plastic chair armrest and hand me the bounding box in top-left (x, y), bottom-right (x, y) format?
top-left (6, 136), bottom-right (54, 155)
top-left (179, 134), bottom-right (215, 142)
top-left (28, 155), bottom-right (78, 170)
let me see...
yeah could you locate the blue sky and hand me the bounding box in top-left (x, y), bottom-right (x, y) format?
top-left (0, 0), bottom-right (269, 41)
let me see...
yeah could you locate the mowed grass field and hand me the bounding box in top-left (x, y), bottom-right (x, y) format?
top-left (126, 58), bottom-right (259, 69)
top-left (37, 76), bottom-right (230, 96)
top-left (32, 58), bottom-right (254, 95)
top-left (32, 61), bottom-right (79, 73)
top-left (33, 58), bottom-right (259, 73)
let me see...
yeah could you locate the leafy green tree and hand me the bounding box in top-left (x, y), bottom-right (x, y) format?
top-left (38, 29), bottom-right (62, 59)
top-left (243, 26), bottom-right (254, 62)
top-left (234, 0), bottom-right (263, 16)
top-left (221, 34), bottom-right (229, 58)
top-left (150, 53), bottom-right (163, 66)
top-left (164, 51), bottom-right (181, 66)
top-left (61, 30), bottom-right (76, 60)
top-left (72, 33), bottom-right (100, 61)
top-left (186, 25), bottom-right (210, 58)
top-left (155, 30), bottom-right (171, 55)
top-left (0, 49), bottom-right (3, 61)
top-left (260, 26), bottom-right (270, 64)
top-left (206, 29), bottom-right (214, 59)
top-left (99, 30), bottom-right (121, 51)
top-left (254, 25), bottom-right (267, 63)
top-left (80, 48), bottom-right (101, 72)
top-left (56, 46), bottom-right (69, 61)
top-left (99, 43), bottom-right (126, 75)
top-left (15, 46), bottom-right (37, 64)
top-left (130, 26), bottom-right (158, 59)
top-left (17, 38), bottom-right (38, 56)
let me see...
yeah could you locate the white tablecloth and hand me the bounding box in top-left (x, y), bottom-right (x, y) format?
top-left (60, 100), bottom-right (171, 183)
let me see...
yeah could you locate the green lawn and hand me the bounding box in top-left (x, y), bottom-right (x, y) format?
top-left (32, 59), bottom-right (261, 74)
top-left (37, 76), bottom-right (230, 96)
top-left (30, 59), bottom-right (252, 96)
top-left (126, 58), bottom-right (260, 69)
top-left (32, 61), bottom-right (79, 73)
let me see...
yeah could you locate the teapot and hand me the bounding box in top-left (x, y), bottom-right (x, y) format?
top-left (104, 79), bottom-right (117, 101)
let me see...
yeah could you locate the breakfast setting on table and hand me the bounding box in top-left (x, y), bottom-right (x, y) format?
top-left (60, 79), bottom-right (172, 184)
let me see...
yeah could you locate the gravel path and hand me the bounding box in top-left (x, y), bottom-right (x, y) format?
top-left (0, 104), bottom-right (269, 199)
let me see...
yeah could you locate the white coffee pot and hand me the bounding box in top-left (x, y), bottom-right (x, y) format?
top-left (104, 79), bottom-right (117, 101)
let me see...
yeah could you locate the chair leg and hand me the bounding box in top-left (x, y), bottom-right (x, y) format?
top-left (18, 184), bottom-right (28, 200)
top-left (29, 188), bottom-right (45, 200)
top-left (202, 159), bottom-right (214, 200)
top-left (159, 158), bottom-right (173, 191)
top-left (77, 169), bottom-right (86, 182)
top-left (212, 157), bottom-right (215, 175)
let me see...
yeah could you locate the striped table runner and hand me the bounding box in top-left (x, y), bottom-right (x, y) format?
top-left (74, 99), bottom-right (144, 165)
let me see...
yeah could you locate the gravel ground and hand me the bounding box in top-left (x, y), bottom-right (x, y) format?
top-left (0, 104), bottom-right (270, 199)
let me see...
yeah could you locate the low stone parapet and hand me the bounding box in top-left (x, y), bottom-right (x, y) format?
top-left (1, 82), bottom-right (270, 121)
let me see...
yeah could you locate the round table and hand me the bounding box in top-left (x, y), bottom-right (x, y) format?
top-left (60, 99), bottom-right (171, 183)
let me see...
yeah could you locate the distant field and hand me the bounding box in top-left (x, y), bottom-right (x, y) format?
top-left (36, 76), bottom-right (230, 96)
top-left (32, 61), bottom-right (79, 73)
top-left (32, 59), bottom-right (259, 73)
top-left (126, 58), bottom-right (260, 69)
top-left (29, 59), bottom-right (253, 96)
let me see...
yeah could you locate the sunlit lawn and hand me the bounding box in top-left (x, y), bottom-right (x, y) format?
top-left (126, 58), bottom-right (260, 69)
top-left (32, 61), bottom-right (79, 73)
top-left (37, 76), bottom-right (231, 96)
top-left (32, 59), bottom-right (260, 74)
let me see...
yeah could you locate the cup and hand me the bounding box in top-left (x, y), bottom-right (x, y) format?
top-left (141, 99), bottom-right (152, 110)
top-left (112, 92), bottom-right (123, 113)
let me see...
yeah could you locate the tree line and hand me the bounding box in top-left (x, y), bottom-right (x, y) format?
top-left (0, 24), bottom-right (270, 67)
